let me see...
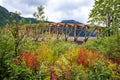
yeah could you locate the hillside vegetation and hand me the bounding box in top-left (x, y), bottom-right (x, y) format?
top-left (0, 6), bottom-right (39, 28)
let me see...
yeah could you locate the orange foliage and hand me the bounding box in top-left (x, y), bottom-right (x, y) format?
top-left (17, 52), bottom-right (40, 70)
top-left (64, 66), bottom-right (71, 80)
top-left (78, 48), bottom-right (104, 67)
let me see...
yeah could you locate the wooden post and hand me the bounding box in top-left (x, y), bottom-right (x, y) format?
top-left (30, 24), bottom-right (33, 38)
top-left (55, 25), bottom-right (57, 34)
top-left (59, 25), bottom-right (64, 40)
top-left (48, 24), bottom-right (51, 34)
top-left (36, 25), bottom-right (39, 41)
top-left (74, 25), bottom-right (77, 41)
top-left (48, 24), bottom-right (51, 40)
top-left (54, 24), bottom-right (57, 34)
top-left (65, 24), bottom-right (67, 41)
top-left (41, 24), bottom-right (44, 41)
top-left (84, 25), bottom-right (87, 41)
top-left (56, 24), bottom-right (59, 40)
top-left (96, 26), bottom-right (99, 39)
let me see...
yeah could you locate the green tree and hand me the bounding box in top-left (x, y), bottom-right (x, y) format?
top-left (33, 6), bottom-right (47, 41)
top-left (88, 0), bottom-right (120, 36)
top-left (33, 6), bottom-right (46, 21)
top-left (9, 11), bottom-right (26, 56)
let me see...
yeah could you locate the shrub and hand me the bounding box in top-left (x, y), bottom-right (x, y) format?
top-left (17, 52), bottom-right (40, 70)
top-left (0, 32), bottom-right (37, 79)
top-left (78, 47), bottom-right (105, 67)
top-left (85, 36), bottom-right (120, 65)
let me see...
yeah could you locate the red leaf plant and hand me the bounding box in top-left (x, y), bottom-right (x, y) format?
top-left (50, 70), bottom-right (57, 80)
top-left (78, 48), bottom-right (104, 67)
top-left (17, 52), bottom-right (40, 70)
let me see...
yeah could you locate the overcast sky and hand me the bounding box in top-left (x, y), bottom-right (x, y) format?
top-left (0, 0), bottom-right (94, 23)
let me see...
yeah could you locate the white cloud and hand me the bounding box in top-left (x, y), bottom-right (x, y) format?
top-left (44, 0), bottom-right (94, 23)
top-left (0, 0), bottom-right (2, 4)
top-left (0, 0), bottom-right (94, 23)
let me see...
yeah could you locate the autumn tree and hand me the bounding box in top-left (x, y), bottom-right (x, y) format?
top-left (88, 0), bottom-right (120, 36)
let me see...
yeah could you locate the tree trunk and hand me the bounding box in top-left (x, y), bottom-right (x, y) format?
top-left (106, 13), bottom-right (111, 36)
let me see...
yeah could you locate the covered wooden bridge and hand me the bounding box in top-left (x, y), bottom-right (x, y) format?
top-left (0, 23), bottom-right (102, 43)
